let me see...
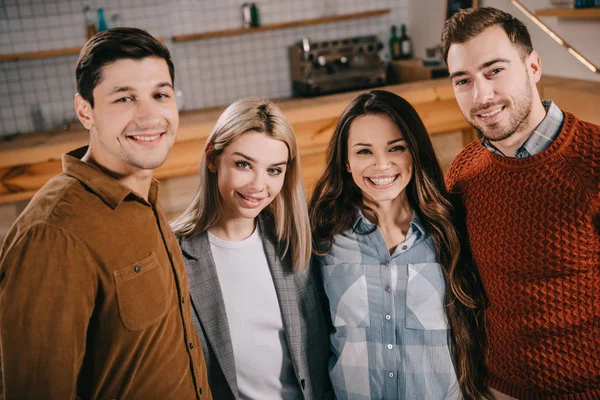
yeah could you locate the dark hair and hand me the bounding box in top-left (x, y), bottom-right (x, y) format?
top-left (441, 7), bottom-right (533, 64)
top-left (76, 27), bottom-right (174, 108)
top-left (308, 90), bottom-right (489, 399)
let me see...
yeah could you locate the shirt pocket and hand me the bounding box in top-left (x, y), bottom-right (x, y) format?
top-left (322, 263), bottom-right (370, 328)
top-left (113, 253), bottom-right (169, 331)
top-left (405, 262), bottom-right (449, 330)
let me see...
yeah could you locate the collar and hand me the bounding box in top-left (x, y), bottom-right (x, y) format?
top-left (482, 99), bottom-right (564, 158)
top-left (62, 146), bottom-right (159, 209)
top-left (352, 208), bottom-right (426, 237)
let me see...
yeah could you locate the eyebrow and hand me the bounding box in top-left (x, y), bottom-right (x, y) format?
top-left (449, 58), bottom-right (511, 80)
top-left (108, 81), bottom-right (173, 95)
top-left (232, 152), bottom-right (287, 166)
top-left (352, 138), bottom-right (406, 147)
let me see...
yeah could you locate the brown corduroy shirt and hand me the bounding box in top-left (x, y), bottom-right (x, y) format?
top-left (0, 147), bottom-right (212, 400)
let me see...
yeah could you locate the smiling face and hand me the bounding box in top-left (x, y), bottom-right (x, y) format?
top-left (346, 114), bottom-right (413, 207)
top-left (210, 131), bottom-right (289, 226)
top-left (75, 57), bottom-right (178, 176)
top-left (447, 25), bottom-right (542, 144)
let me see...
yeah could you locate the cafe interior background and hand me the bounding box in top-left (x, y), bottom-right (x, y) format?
top-left (0, 0), bottom-right (599, 241)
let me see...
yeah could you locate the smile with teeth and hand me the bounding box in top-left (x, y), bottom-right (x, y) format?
top-left (478, 106), bottom-right (504, 118)
top-left (238, 193), bottom-right (265, 203)
top-left (367, 175), bottom-right (398, 186)
top-left (129, 133), bottom-right (163, 141)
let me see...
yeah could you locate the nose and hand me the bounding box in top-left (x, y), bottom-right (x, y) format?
top-left (473, 77), bottom-right (495, 105)
top-left (373, 152), bottom-right (392, 171)
top-left (134, 99), bottom-right (161, 128)
top-left (249, 170), bottom-right (266, 192)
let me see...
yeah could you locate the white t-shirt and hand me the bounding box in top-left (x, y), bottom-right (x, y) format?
top-left (208, 226), bottom-right (302, 400)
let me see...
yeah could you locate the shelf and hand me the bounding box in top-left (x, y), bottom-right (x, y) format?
top-left (535, 7), bottom-right (600, 18)
top-left (172, 9), bottom-right (390, 42)
top-left (0, 47), bottom-right (82, 62)
top-left (0, 37), bottom-right (165, 63)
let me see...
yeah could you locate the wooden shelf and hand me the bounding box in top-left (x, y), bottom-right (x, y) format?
top-left (535, 7), bottom-right (600, 18)
top-left (0, 37), bottom-right (165, 63)
top-left (0, 47), bottom-right (82, 62)
top-left (172, 9), bottom-right (390, 42)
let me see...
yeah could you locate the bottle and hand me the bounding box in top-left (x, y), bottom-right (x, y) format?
top-left (399, 24), bottom-right (413, 60)
top-left (250, 3), bottom-right (260, 28)
top-left (84, 6), bottom-right (96, 39)
top-left (97, 8), bottom-right (109, 32)
top-left (389, 25), bottom-right (401, 61)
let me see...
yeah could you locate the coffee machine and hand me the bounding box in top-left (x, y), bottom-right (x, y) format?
top-left (288, 35), bottom-right (386, 96)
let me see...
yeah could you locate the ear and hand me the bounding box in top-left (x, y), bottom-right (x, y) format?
top-left (526, 50), bottom-right (542, 84)
top-left (346, 163), bottom-right (351, 173)
top-left (75, 93), bottom-right (94, 131)
top-left (205, 143), bottom-right (218, 173)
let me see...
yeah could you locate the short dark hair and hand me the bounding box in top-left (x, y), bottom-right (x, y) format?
top-left (441, 7), bottom-right (533, 64)
top-left (76, 27), bottom-right (174, 108)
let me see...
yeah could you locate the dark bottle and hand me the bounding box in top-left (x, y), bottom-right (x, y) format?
top-left (250, 3), bottom-right (260, 27)
top-left (399, 24), bottom-right (413, 60)
top-left (389, 25), bottom-right (401, 61)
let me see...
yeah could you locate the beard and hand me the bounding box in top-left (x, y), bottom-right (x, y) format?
top-left (467, 75), bottom-right (534, 143)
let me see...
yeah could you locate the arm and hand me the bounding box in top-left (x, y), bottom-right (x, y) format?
top-left (0, 224), bottom-right (97, 399)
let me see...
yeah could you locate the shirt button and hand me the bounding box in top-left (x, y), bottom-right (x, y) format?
top-left (384, 260), bottom-right (390, 266)
top-left (385, 286), bottom-right (391, 292)
top-left (199, 388), bottom-right (203, 395)
top-left (181, 296), bottom-right (185, 304)
top-left (133, 265), bottom-right (141, 273)
top-left (389, 372), bottom-right (394, 378)
top-left (387, 344), bottom-right (393, 349)
top-left (401, 245), bottom-right (408, 250)
top-left (385, 314), bottom-right (391, 320)
top-left (189, 342), bottom-right (194, 349)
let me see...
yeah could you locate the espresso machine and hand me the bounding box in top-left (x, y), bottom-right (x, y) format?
top-left (288, 35), bottom-right (386, 96)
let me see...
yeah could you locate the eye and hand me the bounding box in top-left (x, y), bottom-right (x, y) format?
top-left (235, 161), bottom-right (250, 169)
top-left (454, 78), bottom-right (469, 86)
top-left (267, 167), bottom-right (283, 175)
top-left (389, 145), bottom-right (407, 152)
top-left (115, 96), bottom-right (133, 103)
top-left (356, 148), bottom-right (372, 155)
top-left (154, 92), bottom-right (170, 100)
top-left (489, 67), bottom-right (503, 76)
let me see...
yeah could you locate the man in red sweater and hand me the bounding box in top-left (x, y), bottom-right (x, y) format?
top-left (441, 7), bottom-right (600, 400)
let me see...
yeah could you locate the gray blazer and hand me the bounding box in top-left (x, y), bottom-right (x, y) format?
top-left (179, 213), bottom-right (331, 400)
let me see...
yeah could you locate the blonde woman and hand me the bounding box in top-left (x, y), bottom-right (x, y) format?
top-left (171, 99), bottom-right (331, 400)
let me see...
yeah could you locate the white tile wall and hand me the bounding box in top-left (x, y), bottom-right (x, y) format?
top-left (0, 0), bottom-right (408, 137)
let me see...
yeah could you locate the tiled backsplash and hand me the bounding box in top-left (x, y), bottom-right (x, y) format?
top-left (0, 0), bottom-right (407, 137)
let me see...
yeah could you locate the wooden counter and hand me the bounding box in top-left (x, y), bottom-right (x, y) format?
top-left (0, 79), bottom-right (474, 205)
top-left (1, 75), bottom-right (599, 208)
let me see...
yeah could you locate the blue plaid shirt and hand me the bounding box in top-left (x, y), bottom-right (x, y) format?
top-left (316, 212), bottom-right (460, 400)
top-left (482, 100), bottom-right (564, 158)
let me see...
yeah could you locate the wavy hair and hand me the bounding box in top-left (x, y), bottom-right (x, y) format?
top-left (308, 90), bottom-right (489, 399)
top-left (171, 99), bottom-right (311, 270)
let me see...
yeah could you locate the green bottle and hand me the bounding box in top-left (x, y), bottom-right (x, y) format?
top-left (389, 25), bottom-right (401, 61)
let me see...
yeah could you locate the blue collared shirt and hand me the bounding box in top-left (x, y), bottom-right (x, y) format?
top-left (482, 100), bottom-right (564, 158)
top-left (316, 212), bottom-right (460, 400)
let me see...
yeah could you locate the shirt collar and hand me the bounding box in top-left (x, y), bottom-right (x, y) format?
top-left (62, 146), bottom-right (159, 209)
top-left (482, 100), bottom-right (564, 158)
top-left (352, 208), bottom-right (426, 237)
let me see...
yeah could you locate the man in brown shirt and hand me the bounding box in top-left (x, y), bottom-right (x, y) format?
top-left (0, 28), bottom-right (212, 399)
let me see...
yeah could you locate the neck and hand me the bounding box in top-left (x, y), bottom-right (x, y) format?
top-left (493, 99), bottom-right (547, 157)
top-left (81, 147), bottom-right (153, 201)
top-left (209, 214), bottom-right (257, 242)
top-left (365, 193), bottom-right (413, 232)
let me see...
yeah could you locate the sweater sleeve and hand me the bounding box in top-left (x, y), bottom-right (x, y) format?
top-left (0, 223), bottom-right (97, 399)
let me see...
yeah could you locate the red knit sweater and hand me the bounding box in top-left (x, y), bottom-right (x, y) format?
top-left (446, 112), bottom-right (600, 399)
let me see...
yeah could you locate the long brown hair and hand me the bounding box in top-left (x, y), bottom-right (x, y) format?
top-left (308, 90), bottom-right (489, 399)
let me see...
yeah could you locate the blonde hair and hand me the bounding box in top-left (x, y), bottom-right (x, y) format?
top-left (170, 98), bottom-right (311, 270)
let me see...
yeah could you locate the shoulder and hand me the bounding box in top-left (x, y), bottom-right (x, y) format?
top-left (563, 112), bottom-right (600, 186)
top-left (445, 139), bottom-right (488, 193)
